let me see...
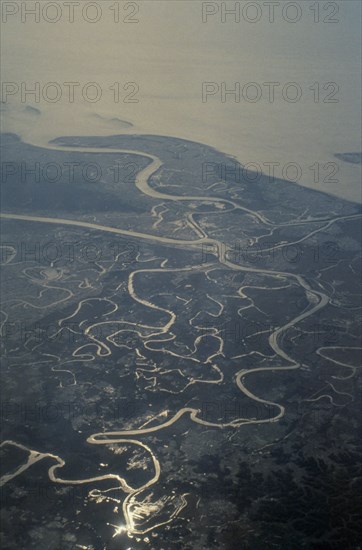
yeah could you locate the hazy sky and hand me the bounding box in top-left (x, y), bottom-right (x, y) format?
top-left (1, 0), bottom-right (361, 201)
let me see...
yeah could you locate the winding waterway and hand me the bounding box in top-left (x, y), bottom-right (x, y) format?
top-left (1, 140), bottom-right (360, 537)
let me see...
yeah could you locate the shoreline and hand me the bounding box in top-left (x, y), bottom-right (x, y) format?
top-left (1, 131), bottom-right (361, 211)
